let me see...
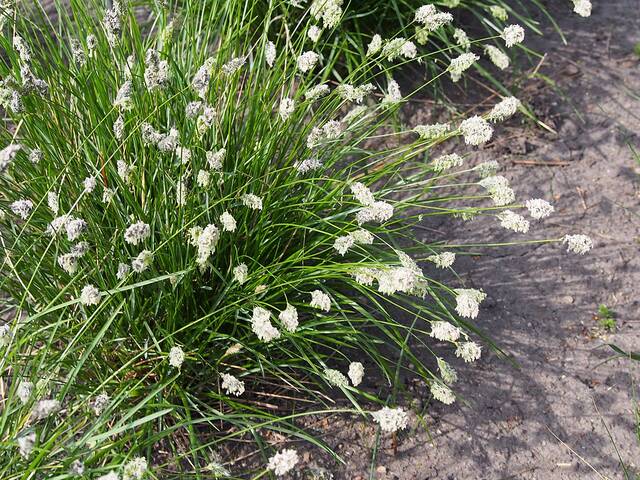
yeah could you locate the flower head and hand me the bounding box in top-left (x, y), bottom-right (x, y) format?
top-left (563, 234), bottom-right (593, 254)
top-left (460, 116), bottom-right (493, 145)
top-left (525, 199), bottom-right (554, 219)
top-left (502, 24), bottom-right (525, 48)
top-left (310, 290), bottom-right (331, 312)
top-left (80, 284), bottom-right (101, 306)
top-left (267, 449), bottom-right (299, 476)
top-left (371, 406), bottom-right (409, 433)
top-left (348, 362), bottom-right (364, 386)
top-left (168, 346), bottom-right (184, 368)
top-left (454, 288), bottom-right (487, 319)
top-left (221, 373), bottom-right (245, 396)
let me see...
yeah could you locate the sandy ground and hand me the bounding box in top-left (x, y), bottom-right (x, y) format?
top-left (291, 2), bottom-right (640, 479)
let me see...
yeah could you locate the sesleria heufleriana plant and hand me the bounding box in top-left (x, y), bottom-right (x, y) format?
top-left (0, 0), bottom-right (592, 478)
top-left (276, 0), bottom-right (593, 101)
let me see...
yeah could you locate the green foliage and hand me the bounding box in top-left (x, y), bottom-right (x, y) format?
top-left (597, 304), bottom-right (616, 331)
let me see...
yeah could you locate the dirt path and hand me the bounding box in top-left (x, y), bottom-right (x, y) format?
top-left (298, 3), bottom-right (640, 479)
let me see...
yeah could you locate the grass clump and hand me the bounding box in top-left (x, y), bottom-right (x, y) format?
top-left (0, 0), bottom-right (592, 477)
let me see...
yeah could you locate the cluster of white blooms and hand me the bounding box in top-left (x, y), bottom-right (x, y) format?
top-left (265, 41), bottom-right (276, 67)
top-left (18, 432), bottom-right (36, 458)
top-left (348, 362), bottom-right (364, 386)
top-left (489, 5), bottom-right (508, 21)
top-left (132, 250), bottom-right (153, 273)
top-left (356, 201), bottom-right (394, 225)
top-left (92, 392), bottom-right (110, 416)
top-left (116, 262), bottom-right (130, 280)
top-left (381, 38), bottom-right (417, 62)
top-left (459, 115), bottom-right (493, 145)
top-left (310, 0), bottom-right (343, 28)
top-left (449, 52), bottom-right (479, 82)
top-left (474, 160), bottom-right (500, 178)
top-left (29, 148), bottom-right (42, 164)
top-left (192, 57), bottom-right (215, 98)
top-left (83, 176), bottom-right (98, 193)
top-left (497, 210), bottom-right (530, 233)
top-left (332, 228), bottom-right (374, 255)
top-left (376, 252), bottom-right (427, 296)
top-left (278, 97), bottom-right (295, 121)
top-left (47, 191), bottom-right (59, 214)
top-left (454, 288), bottom-right (487, 319)
top-left (0, 143), bottom-right (22, 172)
top-left (168, 346), bottom-right (185, 368)
top-left (563, 234), bottom-right (593, 254)
top-left (351, 182), bottom-right (375, 206)
top-left (307, 25), bottom-right (322, 42)
top-left (485, 45), bottom-right (510, 70)
top-left (10, 199), bottom-right (33, 220)
top-left (70, 460), bottom-right (85, 476)
top-left (427, 252), bottom-right (456, 269)
top-left (278, 304), bottom-right (299, 332)
top-left (414, 5), bottom-right (453, 39)
top-left (117, 160), bottom-right (135, 184)
top-left (233, 263), bottom-right (248, 284)
top-left (124, 221), bottom-right (150, 245)
top-left (453, 28), bottom-right (471, 50)
top-left (479, 175), bottom-right (516, 206)
top-left (221, 56), bottom-right (246, 76)
top-left (295, 157), bottom-right (322, 174)
top-left (0, 324), bottom-right (11, 347)
top-left (267, 449), bottom-right (299, 476)
top-left (305, 83), bottom-right (330, 101)
top-left (144, 49), bottom-right (170, 91)
top-left (456, 341), bottom-right (482, 362)
top-left (382, 79), bottom-right (402, 105)
top-left (206, 148), bottom-right (225, 170)
top-left (113, 115), bottom-right (125, 141)
top-left (33, 398), bottom-right (61, 420)
top-left (197, 170), bottom-right (210, 187)
top-left (306, 119), bottom-right (344, 148)
top-left (431, 382), bottom-right (456, 404)
top-left (367, 34), bottom-right (382, 56)
top-left (430, 321), bottom-right (461, 342)
top-left (241, 193), bottom-right (263, 210)
top-left (487, 97), bottom-right (521, 122)
top-left (80, 284), bottom-right (101, 306)
top-left (525, 199), bottom-right (554, 219)
top-left (437, 358), bottom-right (458, 385)
top-left (251, 306), bottom-right (280, 342)
top-left (114, 81), bottom-right (133, 110)
top-left (336, 83), bottom-right (375, 103)
top-left (219, 211), bottom-right (236, 232)
top-left (221, 373), bottom-right (245, 396)
top-left (413, 122), bottom-right (450, 140)
top-left (17, 381), bottom-right (33, 404)
top-left (502, 25), bottom-right (525, 48)
top-left (297, 50), bottom-right (320, 72)
top-left (66, 218), bottom-right (87, 241)
top-left (432, 153), bottom-right (464, 172)
top-left (310, 290), bottom-right (331, 311)
top-left (572, 0), bottom-right (592, 17)
top-left (103, 0), bottom-right (124, 46)
top-left (196, 105), bottom-right (217, 135)
top-left (122, 457), bottom-right (147, 480)
top-left (371, 406), bottom-right (409, 433)
top-left (324, 368), bottom-right (349, 387)
top-left (97, 472), bottom-right (119, 480)
top-left (188, 224), bottom-right (220, 267)
top-left (333, 235), bottom-right (355, 256)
